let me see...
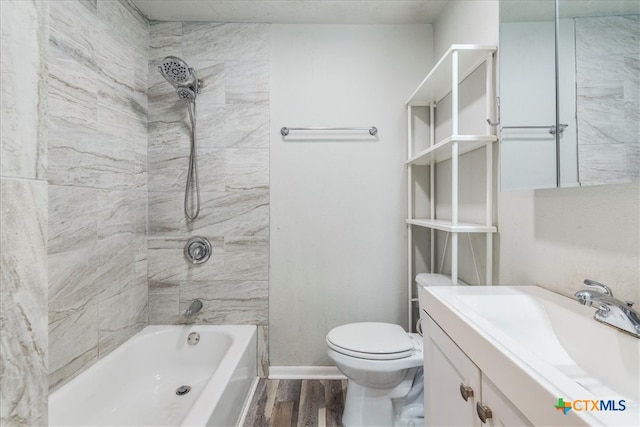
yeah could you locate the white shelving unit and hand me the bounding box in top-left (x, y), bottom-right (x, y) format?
top-left (406, 45), bottom-right (497, 329)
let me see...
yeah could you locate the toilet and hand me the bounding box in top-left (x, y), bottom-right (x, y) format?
top-left (327, 273), bottom-right (463, 427)
top-left (327, 322), bottom-right (423, 427)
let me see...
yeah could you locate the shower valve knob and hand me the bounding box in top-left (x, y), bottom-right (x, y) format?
top-left (184, 236), bottom-right (211, 264)
top-left (189, 244), bottom-right (202, 258)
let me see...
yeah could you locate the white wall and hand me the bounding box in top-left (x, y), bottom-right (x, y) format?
top-left (270, 24), bottom-right (433, 365)
top-left (434, 0), bottom-right (499, 58)
top-left (498, 183), bottom-right (639, 301)
top-left (434, 0), bottom-right (640, 302)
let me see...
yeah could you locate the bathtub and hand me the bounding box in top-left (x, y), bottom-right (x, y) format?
top-left (49, 325), bottom-right (257, 427)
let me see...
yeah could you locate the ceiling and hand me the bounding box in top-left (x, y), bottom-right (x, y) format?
top-left (130, 0), bottom-right (450, 24)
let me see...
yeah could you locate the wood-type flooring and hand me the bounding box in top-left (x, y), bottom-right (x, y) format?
top-left (243, 379), bottom-right (348, 427)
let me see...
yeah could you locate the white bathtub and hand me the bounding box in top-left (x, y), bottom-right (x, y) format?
top-left (49, 325), bottom-right (257, 427)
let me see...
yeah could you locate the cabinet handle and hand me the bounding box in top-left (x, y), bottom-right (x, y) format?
top-left (476, 402), bottom-right (493, 423)
top-left (459, 383), bottom-right (474, 401)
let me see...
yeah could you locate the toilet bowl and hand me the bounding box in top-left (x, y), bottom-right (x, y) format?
top-left (326, 322), bottom-right (423, 427)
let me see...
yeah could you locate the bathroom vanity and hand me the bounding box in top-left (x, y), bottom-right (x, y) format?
top-left (423, 315), bottom-right (531, 426)
top-left (419, 285), bottom-right (640, 426)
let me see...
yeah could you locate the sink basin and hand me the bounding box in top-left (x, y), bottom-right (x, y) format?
top-left (419, 285), bottom-right (640, 426)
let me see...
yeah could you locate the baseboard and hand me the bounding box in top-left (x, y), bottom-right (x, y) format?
top-left (268, 366), bottom-right (346, 380)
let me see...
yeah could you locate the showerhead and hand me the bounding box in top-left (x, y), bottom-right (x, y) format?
top-left (158, 56), bottom-right (200, 101)
top-left (159, 56), bottom-right (194, 85)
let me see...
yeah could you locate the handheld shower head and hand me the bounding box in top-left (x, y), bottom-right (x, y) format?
top-left (176, 87), bottom-right (196, 103)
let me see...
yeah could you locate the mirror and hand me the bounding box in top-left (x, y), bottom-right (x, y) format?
top-left (560, 0), bottom-right (639, 186)
top-left (499, 0), bottom-right (639, 190)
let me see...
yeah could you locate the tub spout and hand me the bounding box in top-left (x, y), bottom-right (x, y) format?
top-left (185, 299), bottom-right (203, 318)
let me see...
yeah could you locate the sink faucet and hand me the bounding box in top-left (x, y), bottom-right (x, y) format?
top-left (185, 299), bottom-right (203, 319)
top-left (574, 279), bottom-right (640, 338)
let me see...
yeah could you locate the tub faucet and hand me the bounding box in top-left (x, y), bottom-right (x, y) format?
top-left (185, 299), bottom-right (203, 319)
top-left (574, 279), bottom-right (640, 338)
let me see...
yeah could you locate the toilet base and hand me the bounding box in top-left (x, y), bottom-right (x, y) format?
top-left (341, 367), bottom-right (423, 427)
top-left (342, 381), bottom-right (396, 427)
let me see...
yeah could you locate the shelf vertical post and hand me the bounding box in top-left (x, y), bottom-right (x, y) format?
top-left (485, 53), bottom-right (494, 285)
top-left (407, 105), bottom-right (414, 330)
top-left (429, 103), bottom-right (436, 274)
top-left (452, 142), bottom-right (459, 285)
top-left (451, 49), bottom-right (459, 285)
top-left (451, 50), bottom-right (459, 136)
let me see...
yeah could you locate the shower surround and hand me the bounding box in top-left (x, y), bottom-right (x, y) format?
top-left (2, 1), bottom-right (271, 419)
top-left (47, 0), bottom-right (149, 390)
top-left (147, 22), bottom-right (270, 375)
top-left (45, 2), bottom-right (272, 389)
top-left (0, 0), bottom-right (49, 424)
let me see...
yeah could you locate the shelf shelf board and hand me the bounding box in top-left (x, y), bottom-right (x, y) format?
top-left (407, 218), bottom-right (497, 233)
top-left (407, 44), bottom-right (496, 106)
top-left (407, 135), bottom-right (497, 165)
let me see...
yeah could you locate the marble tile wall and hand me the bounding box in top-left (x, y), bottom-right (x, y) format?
top-left (576, 15), bottom-right (640, 186)
top-left (147, 22), bottom-right (270, 375)
top-left (0, 1), bottom-right (49, 424)
top-left (47, 0), bottom-right (149, 390)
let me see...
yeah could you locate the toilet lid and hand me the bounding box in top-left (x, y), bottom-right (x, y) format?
top-left (327, 322), bottom-right (414, 360)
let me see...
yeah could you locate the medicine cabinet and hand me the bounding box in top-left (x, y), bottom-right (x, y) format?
top-left (499, 0), bottom-right (639, 190)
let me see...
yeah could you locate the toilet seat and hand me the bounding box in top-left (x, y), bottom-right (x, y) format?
top-left (327, 322), bottom-right (415, 360)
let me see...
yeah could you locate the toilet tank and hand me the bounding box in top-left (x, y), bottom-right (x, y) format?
top-left (415, 274), bottom-right (468, 335)
top-left (415, 273), bottom-right (467, 288)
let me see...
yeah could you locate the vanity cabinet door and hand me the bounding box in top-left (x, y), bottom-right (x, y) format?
top-left (479, 374), bottom-right (533, 427)
top-left (423, 314), bottom-right (482, 427)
